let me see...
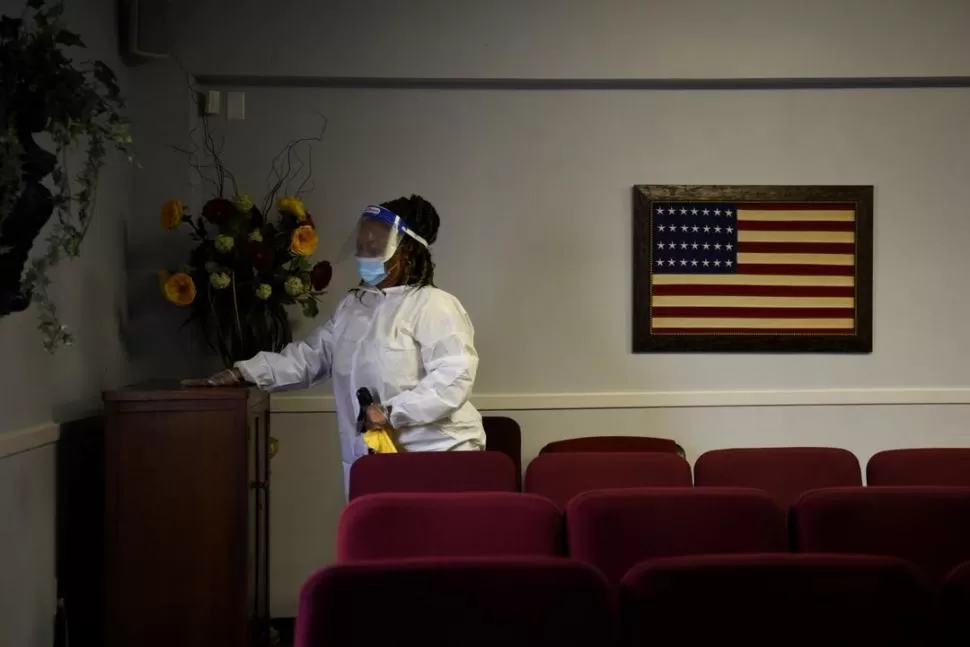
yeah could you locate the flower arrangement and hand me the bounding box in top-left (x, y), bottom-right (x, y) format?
top-left (160, 194), bottom-right (332, 367)
top-left (0, 0), bottom-right (132, 351)
top-left (159, 116), bottom-right (330, 367)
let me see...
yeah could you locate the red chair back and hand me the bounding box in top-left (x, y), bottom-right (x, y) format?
top-left (620, 554), bottom-right (930, 647)
top-left (337, 492), bottom-right (561, 561)
top-left (695, 447), bottom-right (861, 508)
top-left (483, 416), bottom-right (522, 488)
top-left (567, 487), bottom-right (787, 587)
top-left (348, 451), bottom-right (517, 500)
top-left (793, 486), bottom-right (970, 582)
top-left (295, 557), bottom-right (615, 647)
top-left (868, 448), bottom-right (970, 486)
top-left (525, 452), bottom-right (691, 509)
top-left (540, 436), bottom-right (684, 456)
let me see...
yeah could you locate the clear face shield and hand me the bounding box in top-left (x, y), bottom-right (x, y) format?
top-left (338, 205), bottom-right (430, 285)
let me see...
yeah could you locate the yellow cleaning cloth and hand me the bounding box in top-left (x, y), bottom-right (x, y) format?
top-left (362, 428), bottom-right (398, 454)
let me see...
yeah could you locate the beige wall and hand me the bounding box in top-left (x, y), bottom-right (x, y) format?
top-left (0, 0), bottom-right (132, 644)
top-left (178, 0), bottom-right (970, 79)
top-left (0, 444), bottom-right (57, 647)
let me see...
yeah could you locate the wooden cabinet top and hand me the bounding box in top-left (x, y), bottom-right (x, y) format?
top-left (104, 381), bottom-right (267, 410)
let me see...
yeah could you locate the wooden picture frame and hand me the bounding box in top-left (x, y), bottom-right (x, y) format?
top-left (633, 185), bottom-right (873, 353)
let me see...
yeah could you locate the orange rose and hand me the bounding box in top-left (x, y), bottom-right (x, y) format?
top-left (290, 225), bottom-right (318, 256)
top-left (162, 272), bottom-right (197, 306)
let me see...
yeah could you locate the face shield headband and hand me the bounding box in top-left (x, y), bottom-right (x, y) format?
top-left (360, 205), bottom-right (430, 253)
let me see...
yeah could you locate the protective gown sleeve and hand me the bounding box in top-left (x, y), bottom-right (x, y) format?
top-left (234, 311), bottom-right (338, 393)
top-left (386, 292), bottom-right (479, 428)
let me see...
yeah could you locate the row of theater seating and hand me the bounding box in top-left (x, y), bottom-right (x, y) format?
top-left (298, 488), bottom-right (970, 646)
top-left (349, 446), bottom-right (970, 508)
top-left (480, 420), bottom-right (970, 486)
top-left (337, 487), bottom-right (970, 586)
top-left (298, 443), bottom-right (970, 645)
top-left (298, 555), bottom-right (961, 646)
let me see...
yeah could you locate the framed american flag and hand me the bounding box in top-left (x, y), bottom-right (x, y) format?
top-left (633, 185), bottom-right (873, 353)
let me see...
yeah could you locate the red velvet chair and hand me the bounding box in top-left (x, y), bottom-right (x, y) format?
top-left (694, 447), bottom-right (862, 508)
top-left (567, 487), bottom-right (787, 587)
top-left (295, 557), bottom-right (616, 647)
top-left (483, 416), bottom-right (522, 488)
top-left (540, 436), bottom-right (685, 456)
top-left (868, 448), bottom-right (970, 486)
top-left (348, 451), bottom-right (517, 500)
top-left (793, 486), bottom-right (970, 583)
top-left (337, 492), bottom-right (561, 561)
top-left (943, 561), bottom-right (970, 646)
top-left (620, 554), bottom-right (930, 647)
top-left (524, 452), bottom-right (691, 509)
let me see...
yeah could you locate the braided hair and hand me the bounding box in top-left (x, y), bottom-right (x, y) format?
top-left (381, 194), bottom-right (439, 289)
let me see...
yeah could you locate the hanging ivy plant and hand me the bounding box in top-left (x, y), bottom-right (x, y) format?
top-left (0, 0), bottom-right (132, 351)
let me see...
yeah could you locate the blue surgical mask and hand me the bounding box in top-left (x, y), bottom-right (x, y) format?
top-left (356, 257), bottom-right (387, 286)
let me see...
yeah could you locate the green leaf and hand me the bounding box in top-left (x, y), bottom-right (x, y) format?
top-left (55, 30), bottom-right (83, 48)
top-left (301, 298), bottom-right (319, 319)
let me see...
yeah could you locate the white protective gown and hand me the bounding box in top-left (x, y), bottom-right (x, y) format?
top-left (235, 285), bottom-right (486, 495)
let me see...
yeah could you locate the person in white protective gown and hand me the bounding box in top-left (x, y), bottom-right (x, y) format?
top-left (184, 195), bottom-right (485, 495)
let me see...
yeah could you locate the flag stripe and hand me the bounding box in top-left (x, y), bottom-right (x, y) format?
top-left (652, 274), bottom-right (855, 286)
top-left (739, 264), bottom-right (855, 276)
top-left (737, 242), bottom-right (854, 254)
top-left (649, 201), bottom-right (859, 333)
top-left (652, 284), bottom-right (856, 298)
top-left (738, 202), bottom-right (857, 211)
top-left (737, 210), bottom-right (855, 222)
top-left (650, 327), bottom-right (856, 335)
top-left (739, 253), bottom-right (854, 266)
top-left (652, 317), bottom-right (855, 329)
top-left (738, 231), bottom-right (855, 243)
top-left (652, 296), bottom-right (853, 308)
top-left (737, 220), bottom-right (856, 232)
top-left (653, 307), bottom-right (855, 319)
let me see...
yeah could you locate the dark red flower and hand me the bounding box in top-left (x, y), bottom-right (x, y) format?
top-left (310, 261), bottom-right (332, 291)
top-left (249, 241), bottom-right (273, 271)
top-left (202, 198), bottom-right (235, 225)
top-left (249, 207), bottom-right (264, 226)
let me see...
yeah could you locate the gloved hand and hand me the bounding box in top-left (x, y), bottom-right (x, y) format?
top-left (364, 404), bottom-right (391, 430)
top-left (181, 367), bottom-right (245, 387)
top-left (362, 405), bottom-right (397, 454)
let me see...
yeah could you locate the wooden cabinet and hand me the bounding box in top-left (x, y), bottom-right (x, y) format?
top-left (104, 382), bottom-right (270, 647)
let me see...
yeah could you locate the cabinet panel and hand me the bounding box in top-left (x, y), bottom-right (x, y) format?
top-left (104, 385), bottom-right (267, 647)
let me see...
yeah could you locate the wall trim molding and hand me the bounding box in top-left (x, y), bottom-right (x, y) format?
top-left (270, 387), bottom-right (970, 414)
top-left (0, 421), bottom-right (60, 459)
top-left (196, 75), bottom-right (970, 91)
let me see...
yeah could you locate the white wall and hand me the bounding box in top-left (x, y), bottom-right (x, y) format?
top-left (0, 0), bottom-right (133, 644)
top-left (0, 444), bottom-right (57, 647)
top-left (123, 0), bottom-right (970, 618)
top-left (216, 87), bottom-right (970, 394)
top-left (177, 0), bottom-right (970, 79)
